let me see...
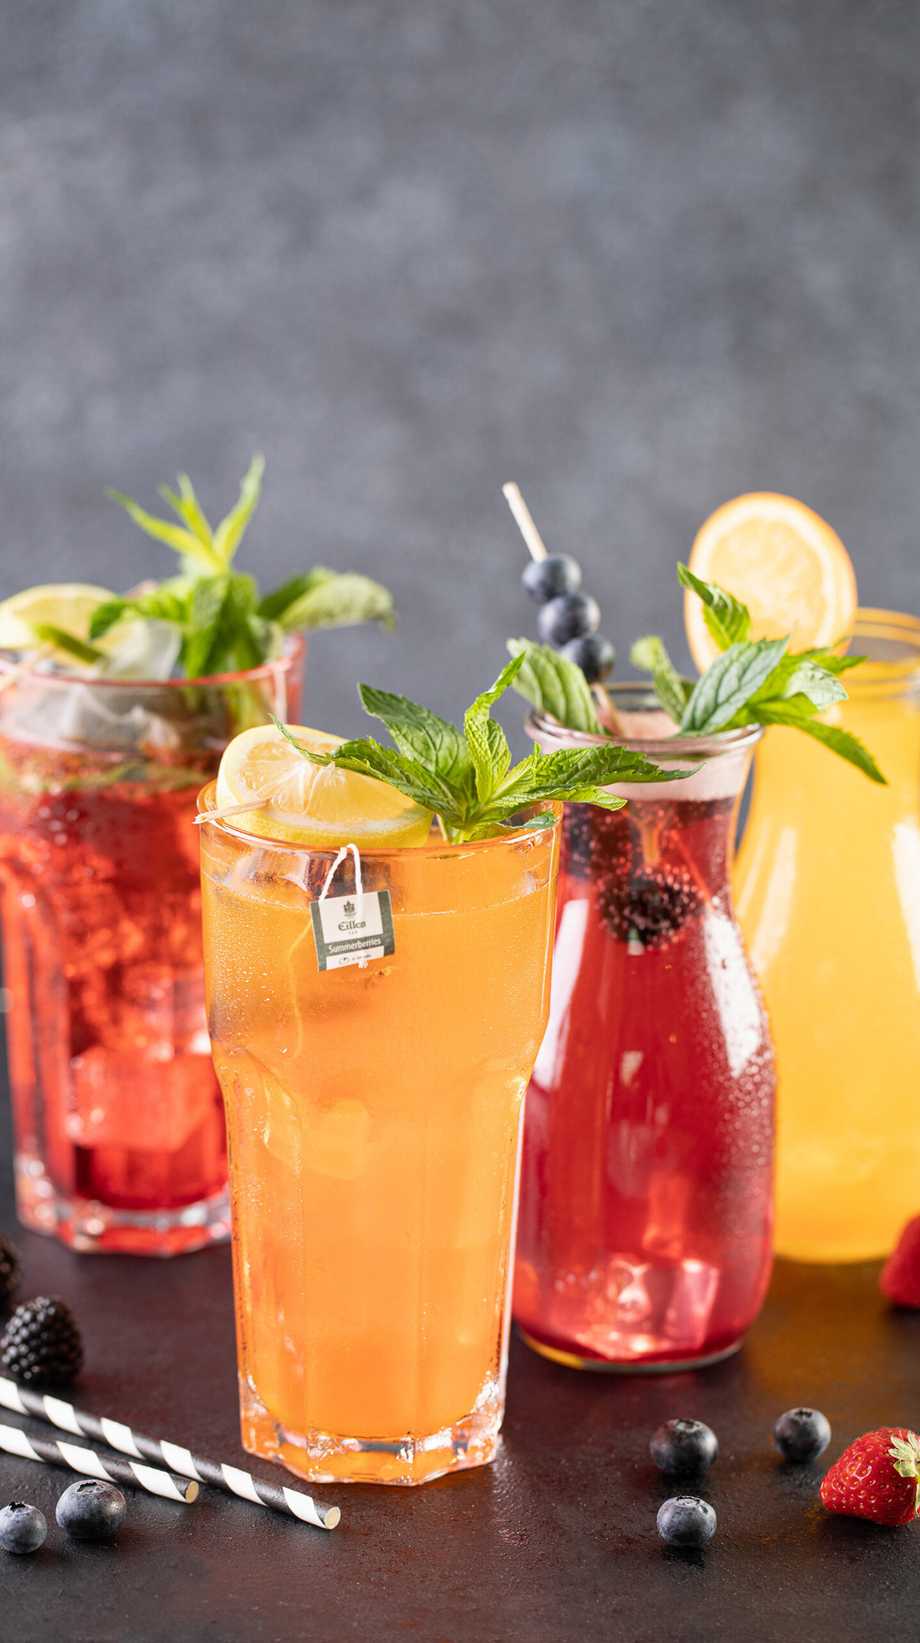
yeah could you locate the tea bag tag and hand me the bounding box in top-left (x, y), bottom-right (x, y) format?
top-left (311, 844), bottom-right (394, 973)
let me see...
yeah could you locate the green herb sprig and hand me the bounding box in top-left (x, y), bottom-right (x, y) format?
top-left (509, 566), bottom-right (885, 784)
top-left (277, 652), bottom-right (688, 844)
top-left (57, 457), bottom-right (393, 679)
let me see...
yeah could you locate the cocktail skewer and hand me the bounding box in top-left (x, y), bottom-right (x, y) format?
top-left (0, 1378), bottom-right (340, 1530)
top-left (502, 481), bottom-right (548, 562)
top-left (501, 479), bottom-right (622, 733)
top-left (0, 1417), bottom-right (198, 1502)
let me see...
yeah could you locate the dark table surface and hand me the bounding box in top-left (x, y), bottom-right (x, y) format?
top-left (0, 1159), bottom-right (918, 1643)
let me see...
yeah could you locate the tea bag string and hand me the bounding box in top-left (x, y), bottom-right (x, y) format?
top-left (317, 843), bottom-right (364, 911)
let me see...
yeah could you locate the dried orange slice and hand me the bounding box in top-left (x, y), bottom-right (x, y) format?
top-left (684, 493), bottom-right (857, 671)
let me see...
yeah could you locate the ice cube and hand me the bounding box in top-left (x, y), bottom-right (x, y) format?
top-left (103, 619), bottom-right (181, 681)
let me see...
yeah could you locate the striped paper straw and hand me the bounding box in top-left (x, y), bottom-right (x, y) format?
top-left (0, 1378), bottom-right (339, 1531)
top-left (0, 1418), bottom-right (197, 1502)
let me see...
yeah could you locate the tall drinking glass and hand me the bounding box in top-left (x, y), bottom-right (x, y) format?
top-left (736, 609), bottom-right (920, 1260)
top-left (514, 693), bottom-right (775, 1370)
top-left (0, 645), bottom-right (303, 1255)
top-left (198, 796), bottom-right (560, 1485)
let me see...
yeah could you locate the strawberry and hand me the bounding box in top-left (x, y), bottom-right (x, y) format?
top-left (820, 1428), bottom-right (920, 1526)
top-left (880, 1216), bottom-right (920, 1307)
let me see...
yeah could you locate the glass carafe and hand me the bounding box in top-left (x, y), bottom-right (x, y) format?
top-left (736, 609), bottom-right (920, 1261)
top-left (514, 692), bottom-right (775, 1371)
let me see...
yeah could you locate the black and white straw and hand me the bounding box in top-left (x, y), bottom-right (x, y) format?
top-left (0, 1417), bottom-right (198, 1502)
top-left (0, 1378), bottom-right (339, 1531)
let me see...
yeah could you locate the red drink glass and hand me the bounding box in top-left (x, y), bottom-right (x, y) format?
top-left (0, 644), bottom-right (303, 1255)
top-left (514, 690), bottom-right (775, 1370)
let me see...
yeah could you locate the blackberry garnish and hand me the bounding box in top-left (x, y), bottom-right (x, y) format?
top-left (598, 865), bottom-right (701, 950)
top-left (0, 1297), bottom-right (84, 1387)
top-left (0, 1237), bottom-right (21, 1310)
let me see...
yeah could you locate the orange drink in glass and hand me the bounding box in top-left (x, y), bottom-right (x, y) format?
top-left (198, 781), bottom-right (560, 1485)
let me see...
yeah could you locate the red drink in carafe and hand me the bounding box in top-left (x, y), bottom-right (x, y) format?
top-left (514, 700), bottom-right (774, 1370)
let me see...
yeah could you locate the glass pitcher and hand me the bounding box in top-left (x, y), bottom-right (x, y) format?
top-left (514, 691), bottom-right (775, 1371)
top-left (736, 609), bottom-right (920, 1261)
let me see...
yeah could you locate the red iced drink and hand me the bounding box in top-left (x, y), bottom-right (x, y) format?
top-left (514, 698), bottom-right (774, 1369)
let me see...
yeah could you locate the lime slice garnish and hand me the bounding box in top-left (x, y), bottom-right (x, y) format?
top-left (0, 584), bottom-right (115, 654)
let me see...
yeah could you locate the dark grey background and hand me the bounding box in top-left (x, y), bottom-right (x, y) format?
top-left (1, 0), bottom-right (918, 739)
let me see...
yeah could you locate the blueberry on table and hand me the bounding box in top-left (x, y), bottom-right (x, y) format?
top-left (657, 1496), bottom-right (717, 1548)
top-left (773, 1407), bottom-right (831, 1462)
top-left (56, 1480), bottom-right (127, 1542)
top-left (561, 633), bottom-right (616, 684)
top-left (0, 1502), bottom-right (47, 1555)
top-left (536, 591), bottom-right (601, 647)
top-left (650, 1418), bottom-right (719, 1477)
top-left (522, 554), bottom-right (583, 604)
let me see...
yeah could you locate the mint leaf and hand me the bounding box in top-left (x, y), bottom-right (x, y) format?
top-left (107, 489), bottom-right (224, 573)
top-left (751, 655), bottom-right (847, 711)
top-left (277, 571), bottom-right (394, 631)
top-left (678, 563), bottom-right (751, 650)
top-left (629, 635), bottom-right (691, 724)
top-left (800, 648), bottom-right (865, 676)
top-left (463, 654), bottom-right (524, 802)
top-left (90, 587), bottom-right (190, 641)
top-left (358, 683), bottom-right (473, 793)
top-left (182, 577), bottom-right (231, 678)
top-left (680, 639), bottom-right (788, 733)
top-left (258, 569), bottom-right (335, 623)
top-left (753, 700), bottom-right (886, 783)
top-left (212, 455), bottom-right (265, 563)
top-left (159, 474), bottom-right (214, 553)
top-left (30, 624), bottom-right (106, 665)
top-left (491, 743), bottom-right (685, 816)
top-left (506, 639), bottom-right (602, 735)
top-left (282, 728), bottom-right (455, 820)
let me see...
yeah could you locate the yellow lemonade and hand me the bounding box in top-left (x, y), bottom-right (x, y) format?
top-left (735, 611), bottom-right (920, 1259)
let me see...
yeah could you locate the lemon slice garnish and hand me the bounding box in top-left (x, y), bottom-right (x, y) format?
top-left (215, 723), bottom-right (433, 848)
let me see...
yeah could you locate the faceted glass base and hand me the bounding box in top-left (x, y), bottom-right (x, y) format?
top-left (519, 1327), bottom-right (744, 1374)
top-left (15, 1154), bottom-right (231, 1256)
top-left (240, 1376), bottom-right (504, 1486)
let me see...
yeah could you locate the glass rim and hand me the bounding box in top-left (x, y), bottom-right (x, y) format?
top-left (196, 781), bottom-right (562, 861)
top-left (528, 683), bottom-right (763, 758)
top-left (0, 632), bottom-right (304, 692)
top-left (843, 608), bottom-right (920, 690)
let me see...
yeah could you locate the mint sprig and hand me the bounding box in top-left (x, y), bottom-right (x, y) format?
top-left (633, 568), bottom-right (886, 783)
top-left (677, 562), bottom-right (750, 648)
top-left (278, 653), bottom-right (686, 844)
top-left (628, 636), bottom-right (691, 724)
top-left (506, 639), bottom-right (602, 735)
top-left (53, 457), bottom-right (396, 679)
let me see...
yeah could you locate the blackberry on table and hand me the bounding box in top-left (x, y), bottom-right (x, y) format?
top-left (598, 865), bottom-right (701, 950)
top-left (0, 1237), bottom-right (21, 1310)
top-left (0, 1297), bottom-right (84, 1388)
